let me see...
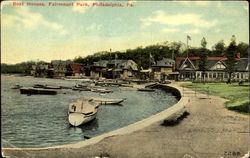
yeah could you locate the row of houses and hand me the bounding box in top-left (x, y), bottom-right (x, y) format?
top-left (31, 60), bottom-right (83, 78)
top-left (31, 59), bottom-right (138, 79)
top-left (31, 54), bottom-right (249, 81)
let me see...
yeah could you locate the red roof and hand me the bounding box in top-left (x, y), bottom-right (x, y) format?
top-left (70, 63), bottom-right (83, 73)
top-left (175, 57), bottom-right (228, 69)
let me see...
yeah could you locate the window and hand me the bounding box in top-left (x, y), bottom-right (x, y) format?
top-left (213, 73), bottom-right (216, 78)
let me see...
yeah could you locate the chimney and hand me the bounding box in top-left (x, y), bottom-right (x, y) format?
top-left (235, 53), bottom-right (240, 59)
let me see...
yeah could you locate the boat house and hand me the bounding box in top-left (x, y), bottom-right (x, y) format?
top-left (175, 55), bottom-right (249, 81)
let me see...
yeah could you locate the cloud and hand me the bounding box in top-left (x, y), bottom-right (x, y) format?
top-left (185, 29), bottom-right (201, 34)
top-left (86, 23), bottom-right (103, 31)
top-left (2, 6), bottom-right (68, 36)
top-left (141, 10), bottom-right (218, 28)
top-left (162, 28), bottom-right (179, 33)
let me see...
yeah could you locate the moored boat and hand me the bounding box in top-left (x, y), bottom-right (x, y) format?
top-left (20, 87), bottom-right (57, 95)
top-left (91, 98), bottom-right (125, 105)
top-left (68, 98), bottom-right (99, 127)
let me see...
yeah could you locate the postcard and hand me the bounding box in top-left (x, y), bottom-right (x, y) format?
top-left (1, 1), bottom-right (249, 158)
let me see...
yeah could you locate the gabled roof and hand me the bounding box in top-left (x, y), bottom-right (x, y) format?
top-left (179, 57), bottom-right (196, 70)
top-left (152, 58), bottom-right (175, 67)
top-left (235, 58), bottom-right (248, 71)
top-left (93, 60), bottom-right (138, 71)
top-left (207, 60), bottom-right (227, 70)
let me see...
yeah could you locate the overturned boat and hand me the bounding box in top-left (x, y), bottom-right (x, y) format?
top-left (91, 98), bottom-right (125, 105)
top-left (68, 98), bottom-right (99, 127)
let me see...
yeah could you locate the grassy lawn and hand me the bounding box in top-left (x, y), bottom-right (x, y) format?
top-left (182, 82), bottom-right (249, 113)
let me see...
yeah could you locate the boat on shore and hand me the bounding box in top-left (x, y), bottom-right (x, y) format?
top-left (20, 87), bottom-right (57, 95)
top-left (68, 98), bottom-right (99, 127)
top-left (91, 98), bottom-right (125, 105)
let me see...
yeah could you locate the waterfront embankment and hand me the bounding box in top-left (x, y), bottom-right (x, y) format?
top-left (2, 82), bottom-right (249, 158)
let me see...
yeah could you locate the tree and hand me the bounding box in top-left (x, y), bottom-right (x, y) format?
top-left (198, 37), bottom-right (208, 83)
top-left (212, 40), bottom-right (226, 57)
top-left (225, 35), bottom-right (237, 83)
top-left (236, 42), bottom-right (249, 58)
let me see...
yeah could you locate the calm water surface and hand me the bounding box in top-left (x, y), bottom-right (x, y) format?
top-left (1, 74), bottom-right (178, 148)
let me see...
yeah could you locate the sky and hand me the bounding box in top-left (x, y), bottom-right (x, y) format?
top-left (1, 0), bottom-right (249, 64)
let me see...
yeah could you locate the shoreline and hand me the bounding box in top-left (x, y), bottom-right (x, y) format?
top-left (2, 82), bottom-right (249, 158)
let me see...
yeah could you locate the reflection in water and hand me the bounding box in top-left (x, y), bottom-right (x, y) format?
top-left (1, 75), bottom-right (178, 148)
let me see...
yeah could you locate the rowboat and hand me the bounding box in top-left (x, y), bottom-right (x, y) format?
top-left (91, 98), bottom-right (125, 105)
top-left (68, 98), bottom-right (99, 127)
top-left (20, 87), bottom-right (57, 95)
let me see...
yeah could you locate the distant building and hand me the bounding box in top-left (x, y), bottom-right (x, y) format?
top-left (51, 60), bottom-right (72, 77)
top-left (152, 58), bottom-right (178, 81)
top-left (31, 63), bottom-right (52, 77)
top-left (90, 60), bottom-right (138, 79)
top-left (69, 63), bottom-right (83, 76)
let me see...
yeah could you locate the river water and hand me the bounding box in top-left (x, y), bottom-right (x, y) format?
top-left (1, 74), bottom-right (178, 148)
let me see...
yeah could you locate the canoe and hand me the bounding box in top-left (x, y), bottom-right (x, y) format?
top-left (68, 98), bottom-right (99, 127)
top-left (20, 87), bottom-right (57, 95)
top-left (91, 98), bottom-right (125, 105)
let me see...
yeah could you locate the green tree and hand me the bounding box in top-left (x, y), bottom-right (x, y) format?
top-left (198, 37), bottom-right (208, 83)
top-left (212, 40), bottom-right (226, 57)
top-left (225, 35), bottom-right (237, 83)
top-left (236, 42), bottom-right (249, 58)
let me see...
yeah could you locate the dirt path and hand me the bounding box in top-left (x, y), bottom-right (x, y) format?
top-left (3, 82), bottom-right (249, 158)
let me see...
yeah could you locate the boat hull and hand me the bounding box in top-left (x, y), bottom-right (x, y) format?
top-left (20, 88), bottom-right (57, 95)
top-left (68, 112), bottom-right (97, 127)
top-left (92, 98), bottom-right (124, 105)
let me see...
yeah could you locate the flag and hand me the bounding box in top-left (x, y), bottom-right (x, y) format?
top-left (187, 35), bottom-right (191, 40)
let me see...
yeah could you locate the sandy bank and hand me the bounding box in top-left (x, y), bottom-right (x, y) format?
top-left (2, 82), bottom-right (249, 158)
